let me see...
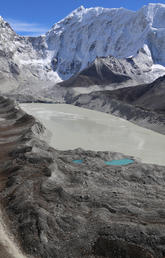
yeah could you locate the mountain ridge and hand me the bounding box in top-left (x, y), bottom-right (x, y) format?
top-left (67, 74), bottom-right (165, 134)
top-left (0, 3), bottom-right (165, 94)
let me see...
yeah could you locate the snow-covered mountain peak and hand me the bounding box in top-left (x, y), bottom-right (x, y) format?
top-left (0, 16), bottom-right (12, 29)
top-left (0, 16), bottom-right (6, 23)
top-left (71, 5), bottom-right (85, 14)
top-left (62, 5), bottom-right (86, 21)
top-left (145, 2), bottom-right (165, 10)
top-left (139, 3), bottom-right (165, 27)
top-left (49, 5), bottom-right (134, 32)
top-left (44, 3), bottom-right (165, 80)
top-left (49, 5), bottom-right (86, 30)
top-left (0, 3), bottom-right (165, 94)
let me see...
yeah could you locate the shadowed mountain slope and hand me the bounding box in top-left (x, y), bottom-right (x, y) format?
top-left (98, 75), bottom-right (165, 114)
top-left (68, 76), bottom-right (165, 134)
top-left (58, 57), bottom-right (131, 88)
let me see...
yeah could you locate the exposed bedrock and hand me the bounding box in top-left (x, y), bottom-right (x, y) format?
top-left (0, 97), bottom-right (165, 257)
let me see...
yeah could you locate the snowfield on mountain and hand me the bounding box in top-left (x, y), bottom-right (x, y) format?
top-left (0, 3), bottom-right (165, 95)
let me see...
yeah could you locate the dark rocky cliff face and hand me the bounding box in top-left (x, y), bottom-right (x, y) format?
top-left (57, 57), bottom-right (132, 89)
top-left (0, 97), bottom-right (165, 258)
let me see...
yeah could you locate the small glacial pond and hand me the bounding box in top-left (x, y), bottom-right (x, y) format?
top-left (20, 103), bottom-right (165, 166)
top-left (105, 159), bottom-right (134, 166)
top-left (73, 160), bottom-right (83, 164)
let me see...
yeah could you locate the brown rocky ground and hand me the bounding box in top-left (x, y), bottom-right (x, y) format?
top-left (0, 96), bottom-right (165, 258)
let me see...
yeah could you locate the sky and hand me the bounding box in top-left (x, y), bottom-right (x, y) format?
top-left (1, 0), bottom-right (164, 36)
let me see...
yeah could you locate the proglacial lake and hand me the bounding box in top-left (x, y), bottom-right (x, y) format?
top-left (20, 103), bottom-right (165, 166)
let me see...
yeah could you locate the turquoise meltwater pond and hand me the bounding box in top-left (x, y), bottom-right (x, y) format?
top-left (73, 160), bottom-right (83, 164)
top-left (105, 159), bottom-right (134, 166)
top-left (72, 159), bottom-right (134, 165)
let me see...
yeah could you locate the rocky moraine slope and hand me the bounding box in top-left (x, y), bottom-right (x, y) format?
top-left (0, 94), bottom-right (165, 258)
top-left (66, 75), bottom-right (165, 134)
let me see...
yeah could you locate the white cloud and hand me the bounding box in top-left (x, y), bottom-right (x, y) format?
top-left (6, 18), bottom-right (49, 36)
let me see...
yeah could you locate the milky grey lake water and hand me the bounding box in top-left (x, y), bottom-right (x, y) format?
top-left (20, 103), bottom-right (165, 166)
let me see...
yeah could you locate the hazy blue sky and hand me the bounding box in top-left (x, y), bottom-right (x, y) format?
top-left (1, 0), bottom-right (164, 35)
